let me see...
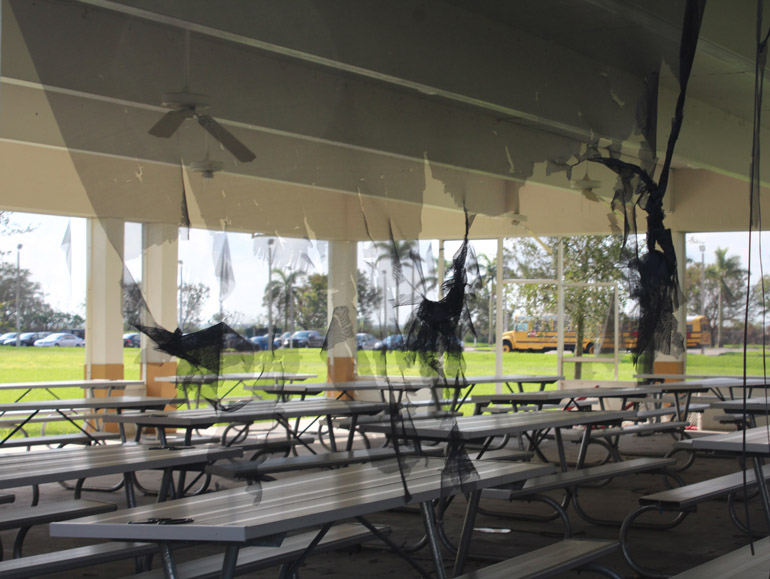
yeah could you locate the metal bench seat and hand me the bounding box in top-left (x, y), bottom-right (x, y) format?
top-left (669, 537), bottom-right (770, 578)
top-left (453, 538), bottom-right (621, 579)
top-left (620, 464), bottom-right (770, 577)
top-left (131, 523), bottom-right (390, 579)
top-left (206, 447), bottom-right (434, 481)
top-left (0, 541), bottom-right (161, 578)
top-left (0, 432), bottom-right (121, 449)
top-left (481, 457), bottom-right (679, 533)
top-left (0, 499), bottom-right (117, 559)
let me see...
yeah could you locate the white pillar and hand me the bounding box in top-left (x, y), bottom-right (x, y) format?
top-left (495, 238), bottom-right (504, 392)
top-left (327, 240), bottom-right (358, 387)
top-left (85, 217), bottom-right (124, 381)
top-left (141, 223), bottom-right (179, 398)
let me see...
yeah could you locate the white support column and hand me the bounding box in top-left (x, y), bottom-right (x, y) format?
top-left (652, 230), bottom-right (688, 376)
top-left (327, 240), bottom-right (358, 390)
top-left (85, 217), bottom-right (124, 382)
top-left (141, 223), bottom-right (179, 399)
top-left (495, 238), bottom-right (504, 392)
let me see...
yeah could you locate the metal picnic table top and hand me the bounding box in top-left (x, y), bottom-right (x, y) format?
top-left (51, 456), bottom-right (555, 578)
top-left (711, 397), bottom-right (770, 413)
top-left (0, 395), bottom-right (180, 413)
top-left (0, 379), bottom-right (144, 402)
top-left (361, 409), bottom-right (634, 441)
top-left (157, 372), bottom-right (317, 407)
top-left (0, 443), bottom-right (241, 505)
top-left (472, 386), bottom-right (652, 411)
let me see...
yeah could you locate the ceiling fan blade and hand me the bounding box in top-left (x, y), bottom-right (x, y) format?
top-left (149, 109), bottom-right (191, 138)
top-left (197, 115), bottom-right (256, 163)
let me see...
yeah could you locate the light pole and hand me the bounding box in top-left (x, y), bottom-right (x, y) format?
top-left (699, 245), bottom-right (706, 316)
top-left (15, 244), bottom-right (22, 348)
top-left (699, 245), bottom-right (706, 354)
top-left (178, 260), bottom-right (183, 331)
top-left (381, 269), bottom-right (388, 335)
top-left (267, 238), bottom-right (274, 352)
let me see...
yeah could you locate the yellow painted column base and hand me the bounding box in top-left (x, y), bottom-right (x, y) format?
top-left (83, 363), bottom-right (124, 431)
top-left (327, 356), bottom-right (355, 400)
top-left (652, 360), bottom-right (685, 381)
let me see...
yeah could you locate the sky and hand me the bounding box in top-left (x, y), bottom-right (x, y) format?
top-left (0, 210), bottom-right (766, 328)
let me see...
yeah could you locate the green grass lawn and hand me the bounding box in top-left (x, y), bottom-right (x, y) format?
top-left (0, 345), bottom-right (765, 432)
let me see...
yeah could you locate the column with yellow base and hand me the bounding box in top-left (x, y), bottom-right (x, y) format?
top-left (327, 240), bottom-right (357, 399)
top-left (141, 223), bottom-right (179, 403)
top-left (84, 218), bottom-right (125, 431)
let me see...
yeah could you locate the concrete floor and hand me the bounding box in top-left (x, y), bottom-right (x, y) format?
top-left (3, 429), bottom-right (768, 578)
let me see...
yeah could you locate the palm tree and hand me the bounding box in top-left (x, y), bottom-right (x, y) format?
top-left (263, 269), bottom-right (304, 337)
top-left (374, 239), bottom-right (419, 328)
top-left (474, 253), bottom-right (498, 344)
top-left (708, 248), bottom-right (745, 347)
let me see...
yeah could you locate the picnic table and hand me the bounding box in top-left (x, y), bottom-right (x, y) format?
top-left (687, 427), bottom-right (770, 531)
top-left (351, 374), bottom-right (564, 411)
top-left (157, 373), bottom-right (316, 407)
top-left (637, 376), bottom-right (770, 400)
top-left (0, 379), bottom-right (143, 402)
top-left (50, 456), bottom-right (555, 579)
top-left (0, 443), bottom-right (241, 507)
top-left (472, 386), bottom-right (651, 414)
top-left (361, 409), bottom-right (634, 467)
top-left (103, 398), bottom-right (389, 451)
top-left (0, 396), bottom-right (182, 446)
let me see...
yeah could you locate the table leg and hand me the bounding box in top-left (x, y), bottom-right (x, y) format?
top-left (219, 544), bottom-right (240, 579)
top-left (752, 456), bottom-right (770, 530)
top-left (451, 490), bottom-right (481, 576)
top-left (123, 472), bottom-right (137, 508)
top-left (159, 542), bottom-right (180, 579)
top-left (420, 500), bottom-right (447, 579)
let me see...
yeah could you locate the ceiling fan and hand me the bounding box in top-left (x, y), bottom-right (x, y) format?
top-left (148, 31), bottom-right (256, 164)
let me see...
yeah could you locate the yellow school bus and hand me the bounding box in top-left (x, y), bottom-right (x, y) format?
top-left (686, 315), bottom-right (711, 348)
top-left (501, 315), bottom-right (595, 353)
top-left (501, 314), bottom-right (637, 354)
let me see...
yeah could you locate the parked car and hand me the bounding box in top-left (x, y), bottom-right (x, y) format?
top-left (34, 332), bottom-right (85, 347)
top-left (356, 333), bottom-right (378, 350)
top-left (223, 332), bottom-right (256, 352)
top-left (9, 332), bottom-right (51, 347)
top-left (373, 334), bottom-right (406, 351)
top-left (123, 332), bottom-right (141, 348)
top-left (274, 332), bottom-right (292, 349)
top-left (249, 334), bottom-right (271, 351)
top-left (283, 330), bottom-right (325, 349)
top-left (0, 332), bottom-right (17, 345)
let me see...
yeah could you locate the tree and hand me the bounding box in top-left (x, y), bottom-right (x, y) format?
top-left (505, 235), bottom-right (628, 378)
top-left (295, 273), bottom-right (328, 330)
top-left (375, 239), bottom-right (420, 311)
top-left (356, 270), bottom-right (381, 331)
top-left (0, 262), bottom-right (79, 331)
top-left (263, 269), bottom-right (304, 335)
top-left (466, 253), bottom-right (500, 344)
top-left (708, 248), bottom-right (746, 347)
top-left (179, 282), bottom-right (210, 332)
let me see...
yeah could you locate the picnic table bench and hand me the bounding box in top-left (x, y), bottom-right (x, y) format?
top-left (132, 523), bottom-right (390, 579)
top-left (480, 457), bottom-right (680, 533)
top-left (454, 538), bottom-right (621, 579)
top-left (0, 540), bottom-right (161, 578)
top-left (206, 446), bottom-right (440, 482)
top-left (668, 536), bottom-right (770, 578)
top-left (620, 463), bottom-right (770, 577)
top-left (0, 498), bottom-right (117, 559)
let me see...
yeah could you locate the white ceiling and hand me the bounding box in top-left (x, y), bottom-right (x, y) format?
top-left (0, 0), bottom-right (767, 240)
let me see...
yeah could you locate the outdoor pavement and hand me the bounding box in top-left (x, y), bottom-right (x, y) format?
top-left (4, 428), bottom-right (767, 578)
